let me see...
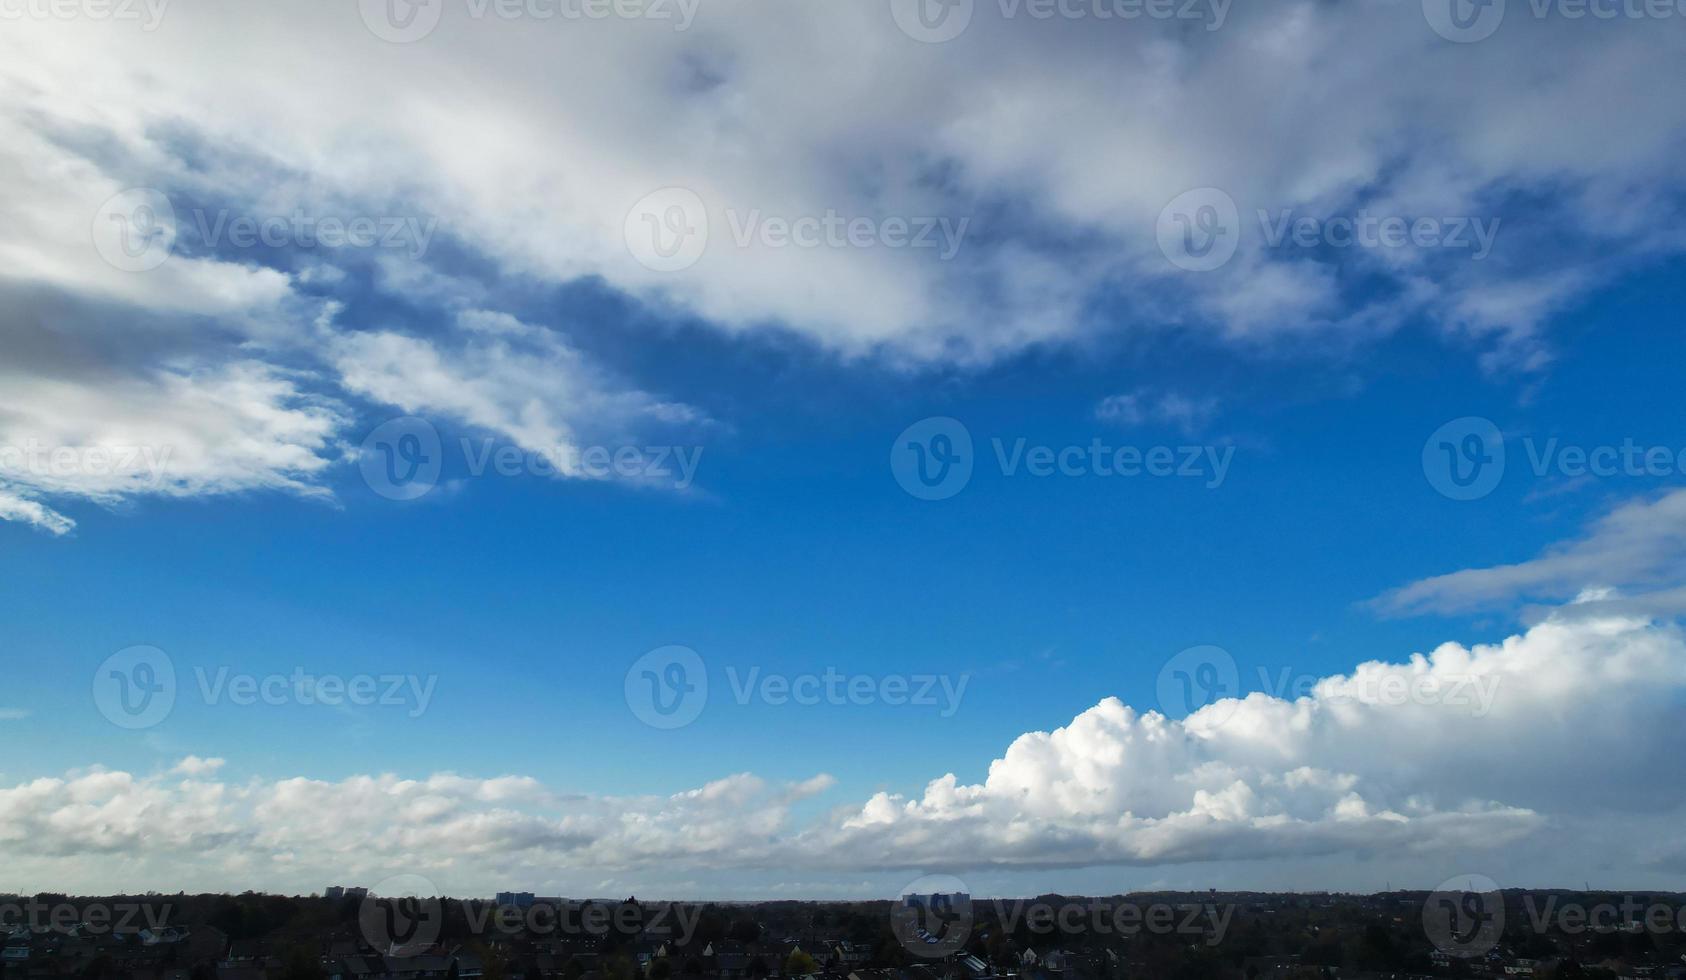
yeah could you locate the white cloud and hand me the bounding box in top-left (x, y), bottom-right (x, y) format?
top-left (1373, 489), bottom-right (1686, 616)
top-left (329, 309), bottom-right (704, 478)
top-left (5, 609), bottom-right (1685, 892)
top-left (2, 0), bottom-right (1681, 369)
top-left (1, 0), bottom-right (1683, 533)
top-left (172, 756), bottom-right (226, 776)
top-left (0, 360), bottom-right (348, 529)
top-left (0, 489), bottom-right (74, 536)
top-left (1096, 388), bottom-right (1220, 436)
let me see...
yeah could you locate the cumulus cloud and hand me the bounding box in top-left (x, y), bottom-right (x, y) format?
top-left (172, 756), bottom-right (226, 776)
top-left (6, 609), bottom-right (1685, 893)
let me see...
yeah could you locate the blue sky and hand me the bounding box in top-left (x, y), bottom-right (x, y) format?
top-left (3, 0), bottom-right (1686, 898)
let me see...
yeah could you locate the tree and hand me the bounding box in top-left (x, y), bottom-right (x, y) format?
top-left (785, 950), bottom-right (819, 976)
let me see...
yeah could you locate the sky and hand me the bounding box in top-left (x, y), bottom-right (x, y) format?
top-left (1, 0), bottom-right (1686, 900)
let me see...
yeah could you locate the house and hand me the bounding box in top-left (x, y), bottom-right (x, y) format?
top-left (453, 950), bottom-right (485, 980)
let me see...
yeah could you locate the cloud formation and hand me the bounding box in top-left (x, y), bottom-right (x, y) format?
top-left (3, 0), bottom-right (1685, 532)
top-left (1373, 489), bottom-right (1686, 617)
top-left (9, 606), bottom-right (1684, 894)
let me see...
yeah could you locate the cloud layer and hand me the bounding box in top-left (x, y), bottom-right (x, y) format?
top-left (8, 605), bottom-right (1684, 895)
top-left (4, 0), bottom-right (1686, 531)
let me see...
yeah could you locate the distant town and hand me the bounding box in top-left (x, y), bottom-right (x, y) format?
top-left (3, 888), bottom-right (1684, 980)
